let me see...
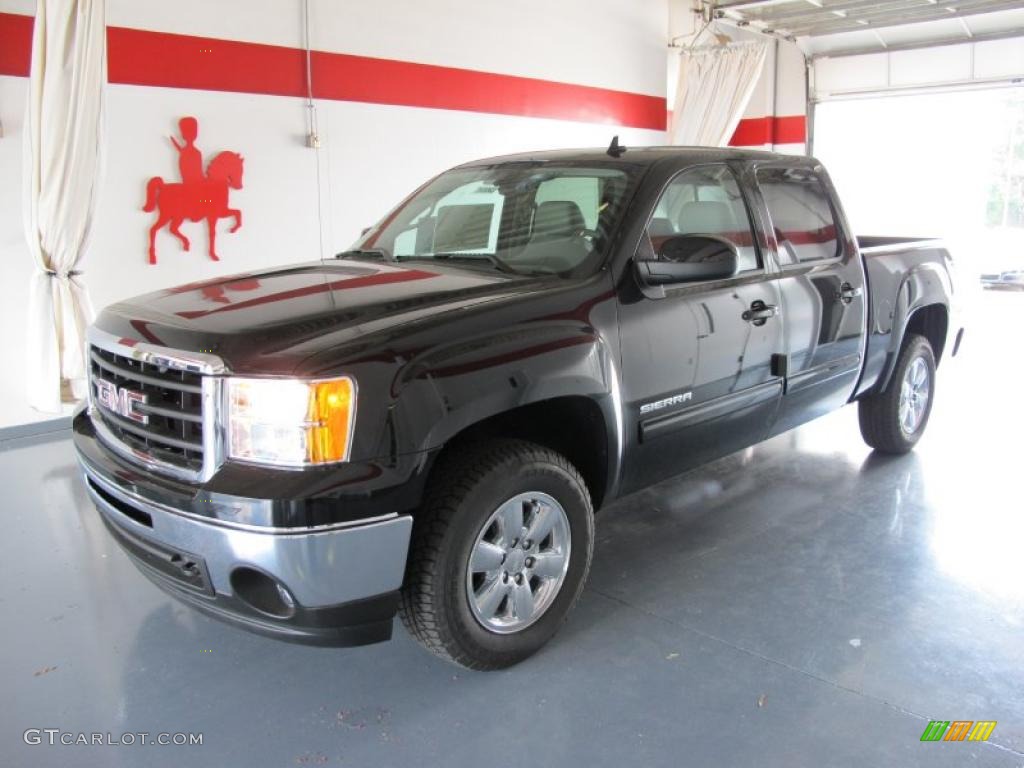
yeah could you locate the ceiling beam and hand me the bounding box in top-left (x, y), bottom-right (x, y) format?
top-left (766, 1), bottom-right (1024, 36)
top-left (712, 0), bottom-right (795, 9)
top-left (712, 15), bottom-right (801, 41)
top-left (753, 0), bottom-right (1022, 27)
top-left (714, 0), bottom-right (1024, 38)
top-left (736, 0), bottom-right (958, 25)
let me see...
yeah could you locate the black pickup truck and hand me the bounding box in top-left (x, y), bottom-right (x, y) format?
top-left (74, 146), bottom-right (962, 669)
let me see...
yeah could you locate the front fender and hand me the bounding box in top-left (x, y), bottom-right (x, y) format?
top-left (307, 272), bottom-right (625, 502)
top-left (398, 319), bottom-right (618, 450)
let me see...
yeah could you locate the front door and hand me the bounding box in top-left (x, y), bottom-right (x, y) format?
top-left (618, 163), bottom-right (784, 494)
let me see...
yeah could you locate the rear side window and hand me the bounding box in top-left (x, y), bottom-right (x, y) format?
top-left (647, 165), bottom-right (760, 273)
top-left (755, 167), bottom-right (840, 264)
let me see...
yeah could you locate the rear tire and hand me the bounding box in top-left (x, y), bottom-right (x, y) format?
top-left (858, 333), bottom-right (936, 454)
top-left (399, 439), bottom-right (594, 670)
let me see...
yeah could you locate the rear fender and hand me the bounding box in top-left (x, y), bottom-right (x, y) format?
top-left (876, 261), bottom-right (951, 393)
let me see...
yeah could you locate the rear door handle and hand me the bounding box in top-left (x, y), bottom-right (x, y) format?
top-left (742, 300), bottom-right (778, 326)
top-left (836, 283), bottom-right (862, 304)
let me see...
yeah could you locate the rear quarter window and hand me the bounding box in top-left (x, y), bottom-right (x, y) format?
top-left (756, 167), bottom-right (840, 265)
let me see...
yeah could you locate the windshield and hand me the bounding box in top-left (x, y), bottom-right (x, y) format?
top-left (350, 163), bottom-right (635, 277)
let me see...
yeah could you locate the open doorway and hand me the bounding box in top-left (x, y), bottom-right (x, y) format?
top-left (813, 87), bottom-right (1024, 289)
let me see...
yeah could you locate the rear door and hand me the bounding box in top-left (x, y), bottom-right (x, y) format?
top-left (618, 162), bottom-right (784, 494)
top-left (752, 164), bottom-right (867, 435)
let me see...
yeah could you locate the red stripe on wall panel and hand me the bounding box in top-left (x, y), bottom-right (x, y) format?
top-left (729, 117), bottom-right (771, 146)
top-left (729, 115), bottom-right (806, 146)
top-left (771, 115), bottom-right (807, 144)
top-left (106, 26), bottom-right (309, 98)
top-left (0, 12), bottom-right (33, 77)
top-left (106, 26), bottom-right (666, 130)
top-left (310, 51), bottom-right (666, 129)
top-left (0, 14), bottom-right (655, 130)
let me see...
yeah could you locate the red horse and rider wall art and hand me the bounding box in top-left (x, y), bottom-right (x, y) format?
top-left (143, 116), bottom-right (244, 264)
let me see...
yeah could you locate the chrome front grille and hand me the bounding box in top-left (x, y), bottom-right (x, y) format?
top-left (86, 327), bottom-right (227, 482)
top-left (89, 346), bottom-right (205, 469)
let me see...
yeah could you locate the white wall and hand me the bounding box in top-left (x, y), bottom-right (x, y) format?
top-left (741, 38), bottom-right (807, 154)
top-left (0, 0), bottom-right (668, 429)
top-left (0, 74), bottom-right (45, 430)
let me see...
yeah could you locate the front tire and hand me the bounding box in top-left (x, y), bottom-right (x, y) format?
top-left (399, 439), bottom-right (594, 670)
top-left (858, 333), bottom-right (936, 454)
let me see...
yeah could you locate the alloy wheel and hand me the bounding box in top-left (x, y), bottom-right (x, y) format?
top-left (466, 492), bottom-right (571, 634)
top-left (898, 356), bottom-right (931, 435)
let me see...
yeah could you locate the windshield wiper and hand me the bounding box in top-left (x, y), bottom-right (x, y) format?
top-left (419, 252), bottom-right (517, 274)
top-left (335, 248), bottom-right (393, 261)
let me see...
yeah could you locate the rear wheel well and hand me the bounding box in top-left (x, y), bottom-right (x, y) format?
top-left (433, 397), bottom-right (609, 509)
top-left (905, 304), bottom-right (949, 365)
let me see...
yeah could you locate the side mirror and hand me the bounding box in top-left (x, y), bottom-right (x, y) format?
top-left (635, 235), bottom-right (739, 285)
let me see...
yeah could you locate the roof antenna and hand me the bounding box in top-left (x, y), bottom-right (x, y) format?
top-left (607, 135), bottom-right (627, 158)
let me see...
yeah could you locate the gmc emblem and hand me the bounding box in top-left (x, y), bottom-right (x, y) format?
top-left (95, 379), bottom-right (149, 425)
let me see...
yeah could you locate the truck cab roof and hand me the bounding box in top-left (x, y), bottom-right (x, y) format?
top-left (457, 145), bottom-right (810, 170)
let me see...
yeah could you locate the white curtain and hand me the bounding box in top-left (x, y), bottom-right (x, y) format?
top-left (670, 41), bottom-right (768, 147)
top-left (23, 0), bottom-right (106, 412)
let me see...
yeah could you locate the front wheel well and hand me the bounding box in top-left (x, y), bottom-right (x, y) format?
top-left (432, 397), bottom-right (610, 510)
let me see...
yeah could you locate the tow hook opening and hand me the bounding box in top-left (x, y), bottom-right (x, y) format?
top-left (230, 567), bottom-right (297, 619)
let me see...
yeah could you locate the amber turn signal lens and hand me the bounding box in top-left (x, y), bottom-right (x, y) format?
top-left (306, 378), bottom-right (356, 463)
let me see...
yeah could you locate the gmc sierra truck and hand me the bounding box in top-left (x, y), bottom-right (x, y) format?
top-left (74, 146), bottom-right (963, 670)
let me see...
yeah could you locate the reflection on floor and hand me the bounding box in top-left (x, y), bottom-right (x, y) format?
top-left (1, 293), bottom-right (1021, 767)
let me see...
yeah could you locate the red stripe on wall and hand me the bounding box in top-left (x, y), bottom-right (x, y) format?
top-left (310, 50), bottom-right (665, 129)
top-left (729, 115), bottom-right (806, 147)
top-left (0, 12), bottom-right (32, 77)
top-left (106, 26), bottom-right (309, 99)
top-left (2, 13), bottom-right (666, 131)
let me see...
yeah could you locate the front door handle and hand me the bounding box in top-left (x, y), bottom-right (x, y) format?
top-left (742, 300), bottom-right (778, 326)
top-left (836, 282), bottom-right (862, 304)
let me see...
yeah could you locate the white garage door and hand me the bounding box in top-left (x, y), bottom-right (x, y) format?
top-left (810, 39), bottom-right (1024, 282)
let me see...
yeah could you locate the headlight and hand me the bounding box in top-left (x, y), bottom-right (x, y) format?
top-left (227, 376), bottom-right (356, 466)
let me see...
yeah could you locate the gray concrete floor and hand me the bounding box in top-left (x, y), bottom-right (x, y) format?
top-left (2, 293), bottom-right (1022, 768)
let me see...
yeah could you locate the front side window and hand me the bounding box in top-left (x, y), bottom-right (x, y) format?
top-left (755, 167), bottom-right (840, 264)
top-left (646, 165), bottom-right (760, 273)
top-left (356, 164), bottom-right (635, 277)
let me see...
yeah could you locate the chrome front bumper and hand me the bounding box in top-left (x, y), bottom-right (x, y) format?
top-left (76, 414), bottom-right (413, 646)
top-left (83, 467), bottom-right (412, 607)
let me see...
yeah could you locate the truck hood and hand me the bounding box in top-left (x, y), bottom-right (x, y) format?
top-left (95, 259), bottom-right (547, 374)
